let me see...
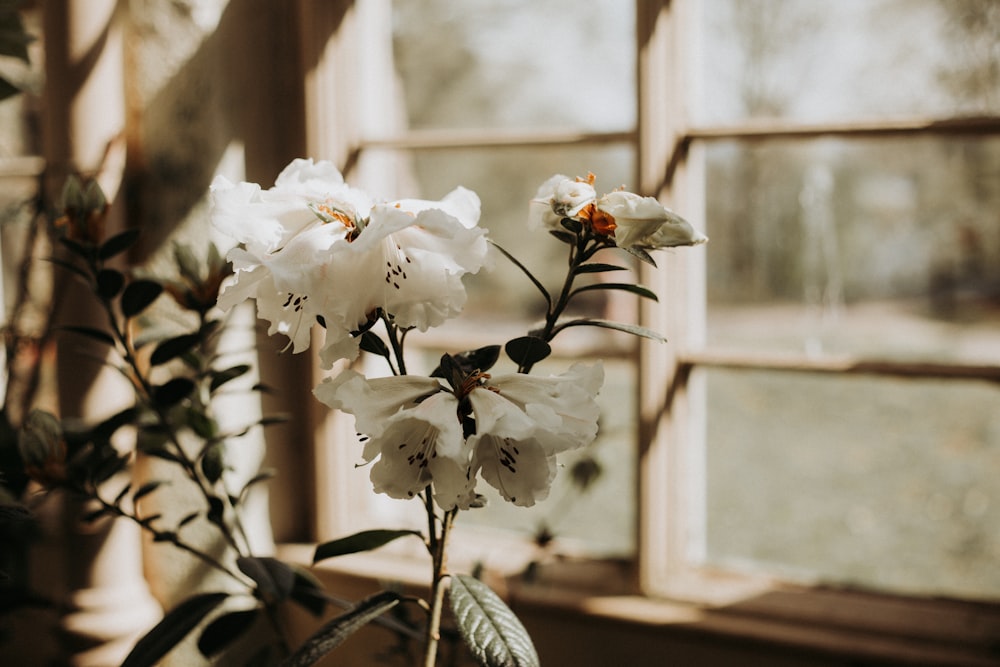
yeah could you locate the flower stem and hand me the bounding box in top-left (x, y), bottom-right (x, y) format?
top-left (423, 506), bottom-right (456, 667)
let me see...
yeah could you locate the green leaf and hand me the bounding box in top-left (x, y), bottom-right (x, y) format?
top-left (559, 217), bottom-right (583, 233)
top-left (237, 556), bottom-right (296, 603)
top-left (489, 241), bottom-right (551, 308)
top-left (553, 318), bottom-right (667, 343)
top-left (150, 333), bottom-right (201, 366)
top-left (505, 336), bottom-right (551, 368)
top-left (0, 75), bottom-right (18, 101)
top-left (121, 592), bottom-right (229, 667)
top-left (279, 591), bottom-right (401, 667)
top-left (0, 6), bottom-right (33, 63)
top-left (152, 378), bottom-right (195, 407)
top-left (200, 443), bottom-right (225, 484)
top-left (197, 608), bottom-right (259, 659)
top-left (98, 228), bottom-right (141, 261)
top-left (95, 268), bottom-right (125, 299)
top-left (209, 364), bottom-right (251, 392)
top-left (358, 331), bottom-right (390, 359)
top-left (449, 574), bottom-right (539, 667)
top-left (236, 468), bottom-right (276, 504)
top-left (573, 262), bottom-right (627, 274)
top-left (548, 229), bottom-right (576, 245)
top-left (570, 281), bottom-right (659, 302)
top-left (313, 529), bottom-right (423, 563)
top-left (58, 236), bottom-right (92, 259)
top-left (289, 567), bottom-right (329, 617)
top-left (121, 279), bottom-right (163, 318)
top-left (623, 245), bottom-right (657, 267)
top-left (57, 325), bottom-right (115, 347)
top-left (132, 480), bottom-right (166, 503)
top-left (172, 242), bottom-right (203, 286)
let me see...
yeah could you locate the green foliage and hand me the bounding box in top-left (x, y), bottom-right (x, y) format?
top-left (120, 592), bottom-right (229, 667)
top-left (313, 529), bottom-right (423, 562)
top-left (280, 591), bottom-right (402, 667)
top-left (449, 574), bottom-right (539, 667)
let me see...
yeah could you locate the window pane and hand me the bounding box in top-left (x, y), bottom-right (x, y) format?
top-left (391, 0), bottom-right (635, 131)
top-left (703, 368), bottom-right (1000, 601)
top-left (696, 0), bottom-right (1000, 124)
top-left (704, 135), bottom-right (1000, 365)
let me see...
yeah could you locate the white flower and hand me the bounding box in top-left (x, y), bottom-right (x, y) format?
top-left (528, 173), bottom-right (597, 231)
top-left (466, 363), bottom-right (604, 507)
top-left (314, 370), bottom-right (475, 510)
top-left (211, 159), bottom-right (490, 367)
top-left (596, 190), bottom-right (708, 250)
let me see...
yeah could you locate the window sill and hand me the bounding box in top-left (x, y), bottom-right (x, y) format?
top-left (276, 542), bottom-right (1000, 666)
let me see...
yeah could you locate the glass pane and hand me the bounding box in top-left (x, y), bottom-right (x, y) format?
top-left (696, 0), bottom-right (1000, 124)
top-left (704, 135), bottom-right (1000, 365)
top-left (703, 368), bottom-right (1000, 601)
top-left (391, 0), bottom-right (635, 131)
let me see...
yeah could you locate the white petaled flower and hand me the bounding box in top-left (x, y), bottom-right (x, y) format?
top-left (314, 370), bottom-right (475, 510)
top-left (596, 190), bottom-right (708, 250)
top-left (466, 362), bottom-right (604, 507)
top-left (211, 159), bottom-right (490, 367)
top-left (528, 173), bottom-right (597, 231)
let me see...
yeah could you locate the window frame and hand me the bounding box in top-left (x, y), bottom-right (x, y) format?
top-left (636, 0), bottom-right (1000, 655)
top-left (286, 0), bottom-right (1000, 661)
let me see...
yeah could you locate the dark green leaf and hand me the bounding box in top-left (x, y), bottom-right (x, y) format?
top-left (449, 574), bottom-right (539, 667)
top-left (121, 592), bottom-right (229, 667)
top-left (206, 496), bottom-right (225, 527)
top-left (150, 333), bottom-right (201, 366)
top-left (121, 279), bottom-right (163, 318)
top-left (489, 241), bottom-right (551, 307)
top-left (133, 480), bottom-right (165, 503)
top-left (314, 529), bottom-right (423, 563)
top-left (505, 336), bottom-right (551, 368)
top-left (0, 76), bottom-right (18, 101)
top-left (548, 229), bottom-right (576, 245)
top-left (95, 268), bottom-right (125, 299)
top-left (559, 217), bottom-right (583, 233)
top-left (172, 242), bottom-right (202, 286)
top-left (58, 236), bottom-right (91, 260)
top-left (0, 8), bottom-right (33, 63)
top-left (152, 378), bottom-right (195, 407)
top-left (570, 281), bottom-right (659, 302)
top-left (178, 511), bottom-right (200, 528)
top-left (200, 443), bottom-right (224, 484)
top-left (98, 228), bottom-right (141, 261)
top-left (113, 483), bottom-right (131, 506)
top-left (279, 592), bottom-right (401, 667)
top-left (237, 557), bottom-right (296, 603)
top-left (186, 407), bottom-right (217, 440)
top-left (44, 256), bottom-right (91, 281)
top-left (57, 325), bottom-right (115, 347)
top-left (152, 530), bottom-right (177, 543)
top-left (553, 318), bottom-right (667, 343)
top-left (237, 468), bottom-right (276, 504)
top-left (573, 262), bottom-right (627, 274)
top-left (197, 608), bottom-right (259, 658)
top-left (358, 331), bottom-right (389, 358)
top-left (81, 506), bottom-right (111, 523)
top-left (209, 364), bottom-right (251, 392)
top-left (450, 345), bottom-right (501, 375)
top-left (92, 406), bottom-right (140, 440)
top-left (623, 245), bottom-right (657, 267)
top-left (289, 568), bottom-right (329, 617)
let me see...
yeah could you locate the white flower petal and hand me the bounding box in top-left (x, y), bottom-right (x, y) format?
top-left (597, 191), bottom-right (707, 249)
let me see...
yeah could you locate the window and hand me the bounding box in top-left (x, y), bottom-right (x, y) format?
top-left (294, 0), bottom-right (1000, 659)
top-left (300, 0), bottom-right (642, 560)
top-left (637, 0), bottom-right (1000, 650)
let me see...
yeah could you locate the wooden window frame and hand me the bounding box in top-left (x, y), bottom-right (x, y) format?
top-left (636, 0), bottom-right (1000, 660)
top-left (283, 0), bottom-right (1000, 663)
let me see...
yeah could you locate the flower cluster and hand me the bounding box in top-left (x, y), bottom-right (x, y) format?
top-left (211, 159), bottom-right (489, 368)
top-left (211, 161), bottom-right (705, 512)
top-left (529, 172), bottom-right (708, 252)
